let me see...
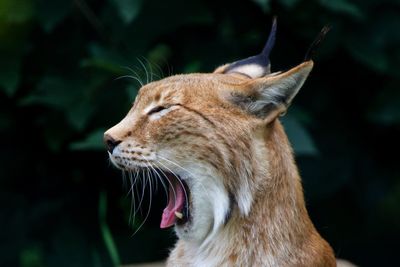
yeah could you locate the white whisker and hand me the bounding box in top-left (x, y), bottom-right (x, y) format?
top-left (122, 66), bottom-right (144, 86)
top-left (115, 75), bottom-right (144, 87)
top-left (153, 168), bottom-right (169, 202)
top-left (128, 170), bottom-right (136, 226)
top-left (135, 169), bottom-right (147, 216)
top-left (137, 57), bottom-right (149, 84)
top-left (132, 168), bottom-right (153, 236)
top-left (157, 155), bottom-right (211, 199)
top-left (144, 160), bottom-right (169, 203)
top-left (141, 56), bottom-right (163, 81)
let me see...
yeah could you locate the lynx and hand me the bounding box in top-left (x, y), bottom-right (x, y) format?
top-left (104, 20), bottom-right (338, 266)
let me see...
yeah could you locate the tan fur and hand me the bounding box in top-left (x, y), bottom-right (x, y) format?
top-left (105, 61), bottom-right (336, 266)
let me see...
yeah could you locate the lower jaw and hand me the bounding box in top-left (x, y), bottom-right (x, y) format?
top-left (174, 216), bottom-right (215, 243)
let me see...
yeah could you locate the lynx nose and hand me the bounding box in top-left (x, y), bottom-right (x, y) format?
top-left (104, 134), bottom-right (121, 153)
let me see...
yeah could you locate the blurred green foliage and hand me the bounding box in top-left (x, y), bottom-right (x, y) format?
top-left (1, 0), bottom-right (399, 266)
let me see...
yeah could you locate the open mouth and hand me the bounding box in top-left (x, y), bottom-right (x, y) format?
top-left (160, 172), bottom-right (191, 229)
top-left (110, 157), bottom-right (192, 229)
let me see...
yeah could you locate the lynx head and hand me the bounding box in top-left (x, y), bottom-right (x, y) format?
top-left (104, 19), bottom-right (315, 244)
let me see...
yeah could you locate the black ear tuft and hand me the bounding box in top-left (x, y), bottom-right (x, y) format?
top-left (222, 17), bottom-right (278, 78)
top-left (304, 25), bottom-right (331, 61)
top-left (261, 16), bottom-right (277, 59)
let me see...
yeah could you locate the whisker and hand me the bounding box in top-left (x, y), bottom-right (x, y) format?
top-left (157, 155), bottom-right (211, 199)
top-left (133, 173), bottom-right (141, 219)
top-left (132, 169), bottom-right (141, 226)
top-left (132, 168), bottom-right (153, 236)
top-left (128, 170), bottom-right (136, 226)
top-left (134, 169), bottom-right (147, 216)
top-left (126, 169), bottom-right (140, 197)
top-left (151, 161), bottom-right (177, 208)
top-left (153, 167), bottom-right (169, 202)
top-left (141, 56), bottom-right (163, 81)
top-left (137, 57), bottom-right (149, 84)
top-left (141, 56), bottom-right (154, 83)
top-left (148, 163), bottom-right (169, 202)
top-left (150, 167), bottom-right (158, 193)
top-left (144, 160), bottom-right (169, 202)
top-left (156, 155), bottom-right (192, 176)
top-left (122, 66), bottom-right (144, 86)
top-left (121, 170), bottom-right (127, 189)
top-left (115, 75), bottom-right (144, 87)
top-left (155, 172), bottom-right (159, 193)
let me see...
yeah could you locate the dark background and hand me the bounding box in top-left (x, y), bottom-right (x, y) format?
top-left (1, 0), bottom-right (399, 266)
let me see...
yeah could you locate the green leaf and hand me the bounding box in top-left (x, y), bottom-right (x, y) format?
top-left (0, 0), bottom-right (34, 23)
top-left (20, 76), bottom-right (94, 131)
top-left (251, 0), bottom-right (270, 12)
top-left (110, 0), bottom-right (143, 24)
top-left (88, 43), bottom-right (127, 64)
top-left (68, 102), bottom-right (95, 131)
top-left (19, 246), bottom-right (44, 267)
top-left (81, 43), bottom-right (129, 74)
top-left (368, 82), bottom-right (400, 125)
top-left (345, 12), bottom-right (400, 75)
top-left (282, 115), bottom-right (318, 156)
top-left (319, 0), bottom-right (363, 18)
top-left (70, 129), bottom-right (106, 151)
top-left (20, 76), bottom-right (79, 109)
top-left (0, 57), bottom-right (20, 96)
top-left (147, 43), bottom-right (172, 71)
top-left (279, 0), bottom-right (300, 8)
top-left (35, 0), bottom-right (71, 32)
top-left (0, 0), bottom-right (33, 96)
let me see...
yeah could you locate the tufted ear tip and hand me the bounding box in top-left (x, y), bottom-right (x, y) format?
top-left (304, 25), bottom-right (331, 61)
top-left (261, 16), bottom-right (277, 58)
top-left (214, 18), bottom-right (278, 78)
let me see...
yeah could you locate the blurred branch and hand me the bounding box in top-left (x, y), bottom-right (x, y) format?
top-left (99, 191), bottom-right (121, 267)
top-left (74, 0), bottom-right (108, 41)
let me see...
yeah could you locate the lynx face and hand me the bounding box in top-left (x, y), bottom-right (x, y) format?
top-left (104, 60), bottom-right (312, 243)
top-left (104, 19), bottom-right (314, 243)
top-left (105, 73), bottom-right (263, 242)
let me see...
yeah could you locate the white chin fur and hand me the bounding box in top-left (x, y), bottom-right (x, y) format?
top-left (175, 170), bottom-right (230, 245)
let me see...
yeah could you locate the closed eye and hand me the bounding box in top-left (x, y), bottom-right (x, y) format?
top-left (148, 106), bottom-right (167, 115)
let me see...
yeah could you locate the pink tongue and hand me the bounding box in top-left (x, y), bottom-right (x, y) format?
top-left (160, 175), bottom-right (185, 228)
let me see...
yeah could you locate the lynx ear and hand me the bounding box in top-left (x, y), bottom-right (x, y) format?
top-left (230, 61), bottom-right (313, 121)
top-left (214, 18), bottom-right (277, 78)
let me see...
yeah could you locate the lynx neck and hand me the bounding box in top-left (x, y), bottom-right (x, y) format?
top-left (168, 120), bottom-right (336, 267)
